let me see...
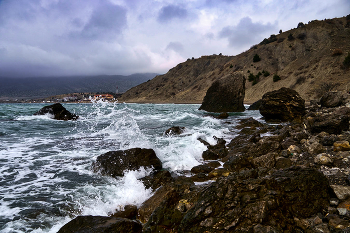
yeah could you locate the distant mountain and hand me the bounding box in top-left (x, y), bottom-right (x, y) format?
top-left (120, 15), bottom-right (350, 103)
top-left (0, 73), bottom-right (157, 99)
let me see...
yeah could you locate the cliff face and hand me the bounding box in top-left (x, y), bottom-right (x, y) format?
top-left (119, 16), bottom-right (350, 103)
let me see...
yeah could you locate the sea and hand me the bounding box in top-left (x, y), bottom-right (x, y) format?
top-left (0, 101), bottom-right (261, 232)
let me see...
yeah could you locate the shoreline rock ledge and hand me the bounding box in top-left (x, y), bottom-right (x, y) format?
top-left (199, 72), bottom-right (245, 112)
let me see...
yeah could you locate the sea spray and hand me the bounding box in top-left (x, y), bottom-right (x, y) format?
top-left (0, 103), bottom-right (260, 232)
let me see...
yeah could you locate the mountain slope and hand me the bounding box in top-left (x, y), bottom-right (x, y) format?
top-left (0, 73), bottom-right (157, 99)
top-left (120, 16), bottom-right (350, 103)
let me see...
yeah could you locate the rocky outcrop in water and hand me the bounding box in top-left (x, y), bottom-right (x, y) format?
top-left (199, 72), bottom-right (245, 112)
top-left (33, 103), bottom-right (79, 120)
top-left (60, 94), bottom-right (350, 232)
top-left (259, 87), bottom-right (305, 122)
top-left (91, 148), bottom-right (162, 177)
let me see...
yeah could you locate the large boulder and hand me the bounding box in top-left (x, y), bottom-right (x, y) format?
top-left (34, 103), bottom-right (79, 120)
top-left (57, 216), bottom-right (142, 233)
top-left (259, 87), bottom-right (305, 122)
top-left (320, 91), bottom-right (345, 108)
top-left (306, 114), bottom-right (350, 135)
top-left (199, 72), bottom-right (245, 112)
top-left (92, 148), bottom-right (162, 177)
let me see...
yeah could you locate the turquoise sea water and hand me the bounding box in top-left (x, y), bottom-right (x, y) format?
top-left (0, 102), bottom-right (261, 232)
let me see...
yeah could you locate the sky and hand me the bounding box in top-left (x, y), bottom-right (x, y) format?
top-left (0, 0), bottom-right (348, 78)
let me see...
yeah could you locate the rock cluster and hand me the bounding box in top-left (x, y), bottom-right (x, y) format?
top-left (34, 103), bottom-right (79, 120)
top-left (59, 91), bottom-right (350, 232)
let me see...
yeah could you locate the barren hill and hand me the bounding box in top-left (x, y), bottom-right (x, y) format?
top-left (120, 15), bottom-right (350, 104)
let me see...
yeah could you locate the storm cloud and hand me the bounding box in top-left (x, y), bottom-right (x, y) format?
top-left (0, 0), bottom-right (348, 77)
top-left (219, 17), bottom-right (278, 48)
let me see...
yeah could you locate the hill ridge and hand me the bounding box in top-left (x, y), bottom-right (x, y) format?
top-left (120, 15), bottom-right (350, 103)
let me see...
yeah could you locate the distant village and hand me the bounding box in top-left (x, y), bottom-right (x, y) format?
top-left (0, 92), bottom-right (123, 103)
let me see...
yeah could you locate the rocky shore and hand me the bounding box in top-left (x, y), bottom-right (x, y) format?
top-left (58, 89), bottom-right (350, 233)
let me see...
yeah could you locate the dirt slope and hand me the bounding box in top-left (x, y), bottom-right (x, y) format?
top-left (120, 16), bottom-right (350, 104)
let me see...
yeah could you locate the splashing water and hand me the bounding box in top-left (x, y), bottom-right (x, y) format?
top-left (0, 102), bottom-right (260, 232)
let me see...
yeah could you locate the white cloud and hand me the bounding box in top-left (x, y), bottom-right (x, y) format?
top-left (0, 0), bottom-right (348, 77)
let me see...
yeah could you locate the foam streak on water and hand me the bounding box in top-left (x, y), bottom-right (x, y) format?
top-left (0, 102), bottom-right (260, 232)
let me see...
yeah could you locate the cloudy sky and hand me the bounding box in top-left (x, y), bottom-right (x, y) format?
top-left (0, 0), bottom-right (348, 77)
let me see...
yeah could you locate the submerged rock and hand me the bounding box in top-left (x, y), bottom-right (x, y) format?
top-left (34, 103), bottom-right (78, 120)
top-left (92, 148), bottom-right (162, 177)
top-left (165, 126), bottom-right (185, 135)
top-left (259, 87), bottom-right (305, 122)
top-left (199, 72), bottom-right (245, 112)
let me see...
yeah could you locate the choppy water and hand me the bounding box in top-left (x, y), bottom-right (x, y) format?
top-left (0, 102), bottom-right (261, 232)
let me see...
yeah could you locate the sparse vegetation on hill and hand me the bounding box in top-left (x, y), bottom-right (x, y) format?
top-left (119, 15), bottom-right (350, 104)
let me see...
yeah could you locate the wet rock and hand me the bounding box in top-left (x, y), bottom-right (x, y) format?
top-left (247, 99), bottom-right (262, 110)
top-left (202, 137), bottom-right (228, 160)
top-left (140, 170), bottom-right (173, 190)
top-left (165, 126), bottom-right (185, 136)
top-left (259, 87), bottom-right (305, 122)
top-left (191, 164), bottom-right (214, 174)
top-left (334, 141), bottom-right (350, 152)
top-left (111, 205), bottom-right (138, 219)
top-left (57, 216), bottom-right (142, 233)
top-left (138, 186), bottom-right (174, 224)
top-left (320, 91), bottom-right (345, 108)
top-left (217, 112), bottom-right (229, 119)
top-left (202, 150), bottom-right (219, 160)
top-left (92, 148), bottom-right (162, 178)
top-left (235, 117), bottom-right (264, 129)
top-left (34, 103), bottom-right (79, 121)
top-left (199, 72), bottom-right (245, 112)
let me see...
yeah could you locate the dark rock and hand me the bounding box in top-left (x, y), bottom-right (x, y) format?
top-left (206, 161), bottom-right (221, 168)
top-left (191, 173), bottom-right (210, 182)
top-left (140, 170), bottom-right (173, 190)
top-left (199, 72), bottom-right (245, 112)
top-left (223, 154), bottom-right (252, 171)
top-left (138, 186), bottom-right (174, 224)
top-left (111, 205), bottom-right (138, 219)
top-left (306, 115), bottom-right (350, 135)
top-left (191, 164), bottom-right (214, 174)
top-left (92, 148), bottom-right (162, 178)
top-left (320, 135), bottom-right (340, 146)
top-left (202, 137), bottom-right (228, 160)
top-left (197, 137), bottom-right (211, 147)
top-left (320, 91), bottom-right (345, 108)
top-left (259, 87), bottom-right (305, 122)
top-left (175, 167), bottom-right (330, 232)
top-left (275, 157), bottom-right (293, 169)
top-left (247, 99), bottom-right (262, 110)
top-left (165, 126), bottom-right (185, 135)
top-left (235, 117), bottom-right (264, 129)
top-left (202, 150), bottom-right (219, 160)
top-left (57, 216), bottom-right (142, 233)
top-left (34, 103), bottom-right (78, 121)
top-left (216, 112), bottom-right (229, 119)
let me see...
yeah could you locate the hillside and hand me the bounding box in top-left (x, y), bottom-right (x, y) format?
top-left (120, 15), bottom-right (350, 104)
top-left (0, 73), bottom-right (157, 99)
